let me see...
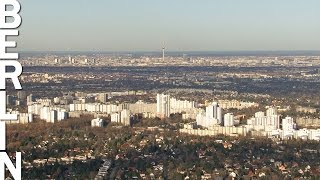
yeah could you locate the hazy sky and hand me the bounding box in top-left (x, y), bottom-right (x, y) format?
top-left (16, 0), bottom-right (320, 51)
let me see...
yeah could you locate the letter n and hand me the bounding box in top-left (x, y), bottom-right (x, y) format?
top-left (0, 152), bottom-right (21, 180)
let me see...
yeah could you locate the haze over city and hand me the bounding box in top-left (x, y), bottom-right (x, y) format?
top-left (18, 0), bottom-right (320, 51)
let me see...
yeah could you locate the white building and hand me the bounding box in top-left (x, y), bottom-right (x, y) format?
top-left (182, 108), bottom-right (202, 120)
top-left (224, 113), bottom-right (234, 127)
top-left (205, 102), bottom-right (222, 125)
top-left (196, 102), bottom-right (223, 128)
top-left (294, 128), bottom-right (309, 140)
top-left (53, 97), bottom-right (60, 104)
top-left (5, 111), bottom-right (33, 124)
top-left (49, 110), bottom-right (58, 123)
top-left (111, 110), bottom-right (132, 126)
top-left (70, 103), bottom-right (126, 114)
top-left (246, 107), bottom-right (280, 132)
top-left (266, 106), bottom-right (277, 116)
top-left (91, 118), bottom-right (104, 127)
top-left (57, 110), bottom-right (68, 121)
top-left (36, 98), bottom-right (53, 106)
top-left (308, 129), bottom-right (320, 140)
top-left (170, 98), bottom-right (195, 114)
top-left (282, 116), bottom-right (295, 138)
top-left (157, 94), bottom-right (170, 118)
top-left (111, 113), bottom-right (121, 123)
top-left (128, 100), bottom-right (157, 114)
top-left (292, 128), bottom-right (320, 141)
top-left (196, 110), bottom-right (207, 127)
top-left (38, 106), bottom-right (69, 123)
top-left (28, 103), bottom-right (44, 115)
top-left (120, 109), bottom-right (131, 126)
top-left (206, 102), bottom-right (222, 125)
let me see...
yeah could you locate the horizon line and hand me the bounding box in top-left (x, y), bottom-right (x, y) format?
top-left (18, 50), bottom-right (320, 53)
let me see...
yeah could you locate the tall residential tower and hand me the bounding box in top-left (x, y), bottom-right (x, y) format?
top-left (157, 94), bottom-right (170, 119)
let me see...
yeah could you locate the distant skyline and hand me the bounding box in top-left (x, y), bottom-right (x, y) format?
top-left (17, 0), bottom-right (320, 51)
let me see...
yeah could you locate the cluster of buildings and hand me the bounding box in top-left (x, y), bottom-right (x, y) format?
top-left (4, 110), bottom-right (33, 124)
top-left (28, 104), bottom-right (69, 123)
top-left (296, 117), bottom-right (320, 127)
top-left (23, 92), bottom-right (152, 125)
top-left (180, 102), bottom-right (246, 137)
top-left (296, 106), bottom-right (317, 114)
top-left (21, 93), bottom-right (199, 126)
top-left (18, 92), bottom-right (194, 126)
top-left (245, 108), bottom-right (320, 140)
top-left (218, 100), bottom-right (259, 110)
top-left (54, 56), bottom-right (96, 65)
top-left (20, 54), bottom-right (320, 67)
top-left (155, 94), bottom-right (258, 120)
top-left (6, 91), bottom-right (30, 106)
top-left (252, 115), bottom-right (320, 141)
top-left (110, 109), bottom-right (132, 126)
top-left (156, 94), bottom-right (197, 119)
top-left (246, 107), bottom-right (280, 132)
top-left (180, 103), bottom-right (320, 141)
top-left (7, 90), bottom-right (320, 141)
top-left (196, 102), bottom-right (223, 127)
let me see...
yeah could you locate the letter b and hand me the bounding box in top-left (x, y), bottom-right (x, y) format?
top-left (0, 0), bottom-right (22, 29)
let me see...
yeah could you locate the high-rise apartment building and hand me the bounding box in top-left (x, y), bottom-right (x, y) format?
top-left (157, 94), bottom-right (170, 118)
top-left (197, 102), bottom-right (223, 128)
top-left (224, 113), bottom-right (234, 127)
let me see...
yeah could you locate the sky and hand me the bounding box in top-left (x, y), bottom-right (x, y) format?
top-left (15, 0), bottom-right (320, 51)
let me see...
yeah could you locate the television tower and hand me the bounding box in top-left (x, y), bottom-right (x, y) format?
top-left (162, 47), bottom-right (165, 62)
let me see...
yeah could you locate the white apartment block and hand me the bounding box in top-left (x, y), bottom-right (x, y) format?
top-left (156, 94), bottom-right (170, 118)
top-left (246, 108), bottom-right (280, 132)
top-left (111, 109), bottom-right (131, 126)
top-left (4, 110), bottom-right (33, 124)
top-left (224, 113), bottom-right (234, 127)
top-left (196, 102), bottom-right (222, 128)
top-left (91, 118), bottom-right (103, 127)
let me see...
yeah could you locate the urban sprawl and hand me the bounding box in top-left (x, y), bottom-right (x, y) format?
top-left (4, 52), bottom-right (320, 179)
